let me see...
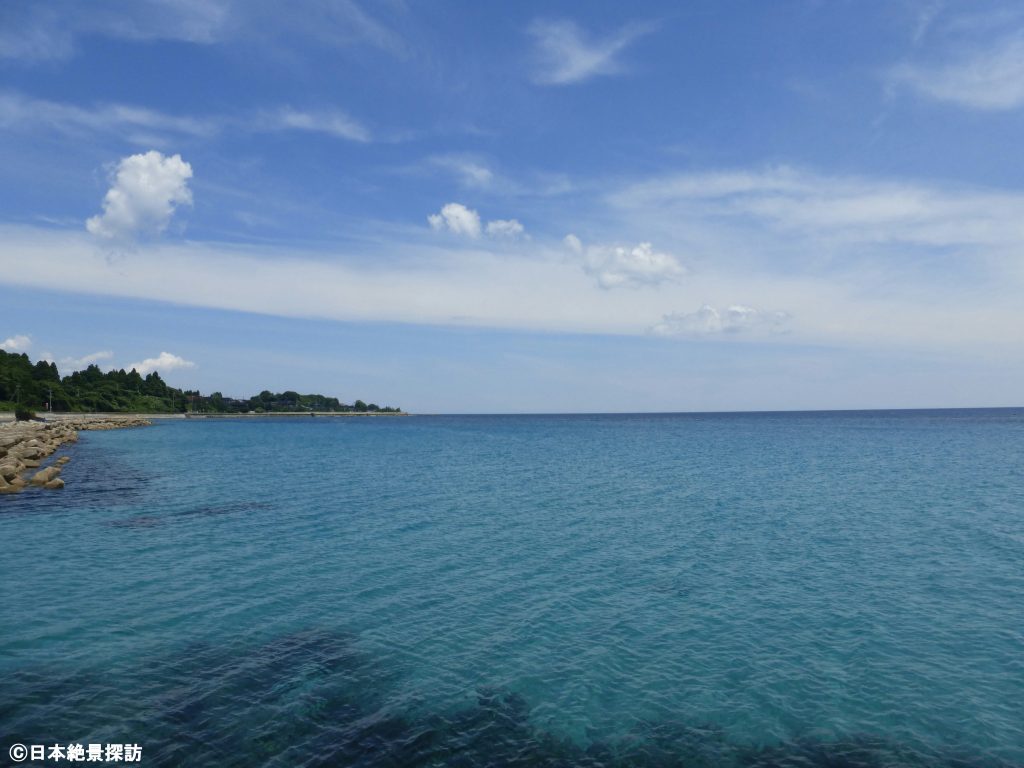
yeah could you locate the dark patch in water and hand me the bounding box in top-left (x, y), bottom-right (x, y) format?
top-left (107, 501), bottom-right (275, 528)
top-left (171, 500), bottom-right (275, 519)
top-left (0, 628), bottom-right (1017, 768)
top-left (107, 515), bottom-right (164, 528)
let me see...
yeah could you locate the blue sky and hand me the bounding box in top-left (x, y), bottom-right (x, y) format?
top-left (2, 0), bottom-right (1023, 412)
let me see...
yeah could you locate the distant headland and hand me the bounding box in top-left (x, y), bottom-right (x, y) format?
top-left (0, 350), bottom-right (402, 416)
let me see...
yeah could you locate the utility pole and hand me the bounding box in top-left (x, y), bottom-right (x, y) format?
top-left (48, 386), bottom-right (52, 413)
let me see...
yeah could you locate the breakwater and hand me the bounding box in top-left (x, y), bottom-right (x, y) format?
top-left (0, 416), bottom-right (150, 494)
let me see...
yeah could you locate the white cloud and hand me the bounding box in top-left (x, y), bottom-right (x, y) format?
top-left (86, 151), bottom-right (194, 241)
top-left (270, 107), bottom-right (371, 142)
top-left (0, 334), bottom-right (31, 352)
top-left (651, 305), bottom-right (790, 337)
top-left (486, 219), bottom-right (525, 239)
top-left (577, 239), bottom-right (684, 289)
top-left (428, 203), bottom-right (482, 238)
top-left (890, 32), bottom-right (1024, 110)
top-left (127, 351), bottom-right (196, 376)
top-left (428, 204), bottom-right (527, 240)
top-left (528, 18), bottom-right (654, 85)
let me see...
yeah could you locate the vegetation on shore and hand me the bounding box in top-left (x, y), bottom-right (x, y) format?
top-left (0, 350), bottom-right (401, 414)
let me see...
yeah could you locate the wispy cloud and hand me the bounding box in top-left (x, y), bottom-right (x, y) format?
top-left (528, 18), bottom-right (655, 85)
top-left (890, 31), bottom-right (1024, 110)
top-left (266, 107), bottom-right (371, 143)
top-left (0, 1), bottom-right (227, 62)
top-left (3, 222), bottom-right (1023, 354)
top-left (651, 305), bottom-right (790, 337)
top-left (0, 0), bottom-right (400, 62)
top-left (0, 91), bottom-right (217, 139)
top-left (0, 91), bottom-right (376, 145)
top-left (611, 166), bottom-right (1024, 251)
top-left (425, 154), bottom-right (495, 189)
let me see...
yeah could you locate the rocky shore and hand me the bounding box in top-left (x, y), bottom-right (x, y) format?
top-left (0, 416), bottom-right (151, 494)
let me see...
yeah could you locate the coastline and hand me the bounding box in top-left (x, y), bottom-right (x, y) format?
top-left (0, 411), bottom-right (411, 423)
top-left (0, 410), bottom-right (409, 493)
top-left (0, 415), bottom-right (151, 494)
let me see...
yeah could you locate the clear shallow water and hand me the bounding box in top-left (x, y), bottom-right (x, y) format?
top-left (1, 410), bottom-right (1022, 767)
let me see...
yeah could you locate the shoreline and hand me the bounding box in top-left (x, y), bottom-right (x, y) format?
top-left (0, 411), bottom-right (411, 423)
top-left (0, 415), bottom-right (151, 494)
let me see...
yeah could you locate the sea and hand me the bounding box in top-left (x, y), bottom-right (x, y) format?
top-left (1, 410), bottom-right (1022, 767)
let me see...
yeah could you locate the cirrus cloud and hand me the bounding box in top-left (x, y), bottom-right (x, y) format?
top-left (889, 32), bottom-right (1024, 110)
top-left (528, 18), bottom-right (655, 85)
top-left (651, 305), bottom-right (790, 337)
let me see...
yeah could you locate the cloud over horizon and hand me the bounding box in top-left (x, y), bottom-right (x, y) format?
top-left (0, 334), bottom-right (32, 352)
top-left (48, 350), bottom-right (115, 371)
top-left (127, 351), bottom-right (196, 376)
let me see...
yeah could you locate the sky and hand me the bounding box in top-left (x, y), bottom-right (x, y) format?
top-left (2, 0), bottom-right (1023, 412)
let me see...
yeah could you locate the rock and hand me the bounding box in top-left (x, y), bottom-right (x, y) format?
top-left (10, 445), bottom-right (43, 460)
top-left (0, 460), bottom-right (22, 480)
top-left (0, 416), bottom-right (152, 492)
top-left (30, 466), bottom-right (61, 486)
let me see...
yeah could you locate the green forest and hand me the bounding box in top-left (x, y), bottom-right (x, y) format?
top-left (0, 350), bottom-right (401, 414)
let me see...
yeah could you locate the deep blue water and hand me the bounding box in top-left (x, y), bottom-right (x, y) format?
top-left (1, 410), bottom-right (1022, 767)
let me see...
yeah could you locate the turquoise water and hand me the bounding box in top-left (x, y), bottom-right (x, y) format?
top-left (1, 411), bottom-right (1022, 767)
